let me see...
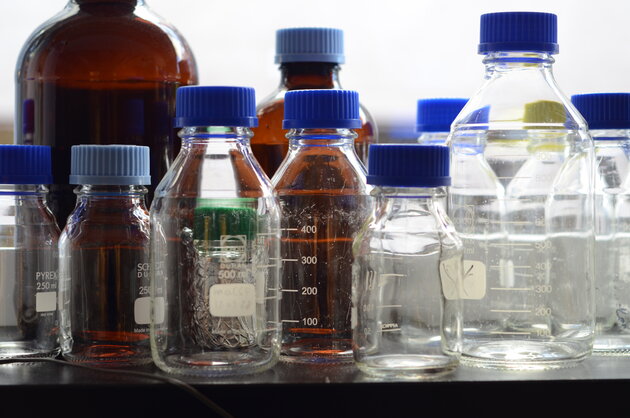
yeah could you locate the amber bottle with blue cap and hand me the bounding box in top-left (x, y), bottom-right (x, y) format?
top-left (59, 145), bottom-right (152, 367)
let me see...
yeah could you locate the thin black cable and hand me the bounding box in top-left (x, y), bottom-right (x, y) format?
top-left (0, 357), bottom-right (233, 418)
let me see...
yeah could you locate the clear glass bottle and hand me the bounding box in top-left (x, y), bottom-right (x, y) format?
top-left (417, 98), bottom-right (468, 145)
top-left (253, 27), bottom-right (377, 177)
top-left (0, 145), bottom-right (59, 359)
top-left (353, 144), bottom-right (462, 378)
top-left (15, 0), bottom-right (198, 226)
top-left (447, 12), bottom-right (594, 369)
top-left (572, 93), bottom-right (630, 355)
top-left (150, 86), bottom-right (281, 376)
top-left (59, 145), bottom-right (152, 367)
top-left (273, 89), bottom-right (370, 363)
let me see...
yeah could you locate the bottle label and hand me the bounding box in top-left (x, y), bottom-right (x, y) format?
top-left (35, 270), bottom-right (58, 312)
top-left (209, 283), bottom-right (256, 317)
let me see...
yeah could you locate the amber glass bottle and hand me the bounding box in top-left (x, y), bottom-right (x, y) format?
top-left (253, 27), bottom-right (377, 178)
top-left (14, 0), bottom-right (198, 225)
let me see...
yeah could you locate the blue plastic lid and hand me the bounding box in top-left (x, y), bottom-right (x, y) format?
top-left (174, 86), bottom-right (258, 128)
top-left (417, 98), bottom-right (468, 132)
top-left (571, 93), bottom-right (630, 131)
top-left (283, 89), bottom-right (361, 129)
top-left (367, 144), bottom-right (450, 187)
top-left (479, 12), bottom-right (559, 54)
top-left (0, 145), bottom-right (51, 185)
top-left (70, 145), bottom-right (151, 185)
top-left (275, 27), bottom-right (345, 64)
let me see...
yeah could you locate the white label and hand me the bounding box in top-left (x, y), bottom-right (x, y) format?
top-left (439, 257), bottom-right (463, 300)
top-left (462, 260), bottom-right (486, 300)
top-left (209, 283), bottom-right (255, 317)
top-left (36, 291), bottom-right (57, 312)
top-left (153, 297), bottom-right (165, 324)
top-left (134, 296), bottom-right (165, 324)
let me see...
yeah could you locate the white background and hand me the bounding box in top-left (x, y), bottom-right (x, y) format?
top-left (1, 0), bottom-right (629, 139)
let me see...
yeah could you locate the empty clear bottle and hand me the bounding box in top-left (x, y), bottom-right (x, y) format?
top-left (150, 86), bottom-right (281, 376)
top-left (353, 144), bottom-right (462, 378)
top-left (448, 12), bottom-right (594, 369)
top-left (572, 93), bottom-right (630, 355)
top-left (253, 27), bottom-right (377, 177)
top-left (417, 98), bottom-right (468, 145)
top-left (0, 145), bottom-right (59, 359)
top-left (274, 89), bottom-right (370, 363)
top-left (59, 145), bottom-right (152, 367)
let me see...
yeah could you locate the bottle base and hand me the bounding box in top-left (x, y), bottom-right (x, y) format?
top-left (281, 337), bottom-right (353, 364)
top-left (593, 334), bottom-right (630, 356)
top-left (356, 354), bottom-right (458, 379)
top-left (62, 344), bottom-right (153, 368)
top-left (153, 349), bottom-right (278, 377)
top-left (0, 342), bottom-right (59, 360)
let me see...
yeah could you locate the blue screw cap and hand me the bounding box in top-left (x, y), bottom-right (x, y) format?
top-left (479, 12), bottom-right (559, 54)
top-left (175, 86), bottom-right (258, 128)
top-left (367, 144), bottom-right (450, 187)
top-left (69, 145), bottom-right (151, 185)
top-left (571, 93), bottom-right (630, 131)
top-left (0, 145), bottom-right (51, 185)
top-left (417, 98), bottom-right (468, 132)
top-left (275, 27), bottom-right (344, 64)
top-left (283, 89), bottom-right (361, 129)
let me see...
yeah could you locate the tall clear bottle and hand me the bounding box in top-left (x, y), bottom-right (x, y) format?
top-left (15, 0), bottom-right (198, 225)
top-left (353, 144), bottom-right (462, 378)
top-left (253, 27), bottom-right (377, 177)
top-left (274, 89), bottom-right (370, 363)
top-left (572, 93), bottom-right (630, 355)
top-left (417, 98), bottom-right (468, 145)
top-left (0, 145), bottom-right (59, 359)
top-left (150, 86), bottom-right (281, 376)
top-left (59, 145), bottom-right (152, 367)
top-left (447, 12), bottom-right (594, 369)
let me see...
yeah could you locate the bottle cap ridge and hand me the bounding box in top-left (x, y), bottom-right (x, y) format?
top-left (275, 27), bottom-right (345, 64)
top-left (283, 89), bottom-right (361, 129)
top-left (479, 12), bottom-right (559, 54)
top-left (571, 93), bottom-right (630, 131)
top-left (69, 145), bottom-right (151, 185)
top-left (0, 145), bottom-right (52, 185)
top-left (367, 144), bottom-right (450, 187)
top-left (175, 86), bottom-right (258, 128)
top-left (417, 98), bottom-right (469, 132)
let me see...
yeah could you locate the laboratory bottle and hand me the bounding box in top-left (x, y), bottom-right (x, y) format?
top-left (253, 27), bottom-right (377, 177)
top-left (447, 12), bottom-right (594, 369)
top-left (274, 89), bottom-right (370, 363)
top-left (353, 144), bottom-right (462, 378)
top-left (571, 93), bottom-right (630, 355)
top-left (15, 0), bottom-right (198, 227)
top-left (0, 145), bottom-right (59, 359)
top-left (59, 145), bottom-right (152, 367)
top-left (151, 86), bottom-right (281, 376)
top-left (417, 98), bottom-right (468, 145)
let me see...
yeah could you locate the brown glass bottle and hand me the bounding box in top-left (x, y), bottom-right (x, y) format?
top-left (253, 62), bottom-right (377, 179)
top-left (14, 0), bottom-right (198, 225)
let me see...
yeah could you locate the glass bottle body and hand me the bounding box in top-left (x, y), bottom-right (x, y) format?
top-left (15, 0), bottom-right (198, 225)
top-left (418, 131), bottom-right (450, 145)
top-left (150, 127), bottom-right (281, 376)
top-left (273, 129), bottom-right (370, 363)
top-left (59, 185), bottom-right (152, 367)
top-left (448, 52), bottom-right (594, 369)
top-left (0, 185), bottom-right (60, 358)
top-left (353, 187), bottom-right (462, 378)
top-left (253, 63), bottom-right (376, 177)
top-left (591, 131), bottom-right (630, 354)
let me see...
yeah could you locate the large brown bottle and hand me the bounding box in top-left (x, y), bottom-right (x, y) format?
top-left (15, 0), bottom-right (198, 225)
top-left (253, 27), bottom-right (377, 179)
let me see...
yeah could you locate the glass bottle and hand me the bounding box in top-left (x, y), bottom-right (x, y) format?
top-left (253, 27), bottom-right (377, 178)
top-left (572, 93), bottom-right (630, 355)
top-left (59, 145), bottom-right (152, 367)
top-left (15, 0), bottom-right (198, 226)
top-left (417, 98), bottom-right (468, 145)
top-left (447, 12), bottom-right (594, 369)
top-left (274, 89), bottom-right (370, 363)
top-left (0, 145), bottom-right (59, 359)
top-left (353, 144), bottom-right (462, 378)
top-left (151, 86), bottom-right (281, 376)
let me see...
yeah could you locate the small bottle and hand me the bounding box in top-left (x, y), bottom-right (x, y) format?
top-left (15, 0), bottom-right (198, 226)
top-left (448, 12), bottom-right (594, 369)
top-left (417, 98), bottom-right (468, 144)
top-left (59, 145), bottom-right (152, 367)
top-left (253, 27), bottom-right (377, 177)
top-left (0, 145), bottom-right (59, 359)
top-left (151, 86), bottom-right (281, 376)
top-left (572, 93), bottom-right (630, 355)
top-left (274, 89), bottom-right (370, 363)
top-left (353, 144), bottom-right (462, 378)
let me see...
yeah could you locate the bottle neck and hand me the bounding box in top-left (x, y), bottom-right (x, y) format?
top-left (0, 184), bottom-right (48, 196)
top-left (280, 62), bottom-right (342, 90)
top-left (482, 51), bottom-right (555, 77)
top-left (179, 126), bottom-right (253, 144)
top-left (74, 184), bottom-right (148, 204)
top-left (286, 128), bottom-right (358, 148)
top-left (373, 186), bottom-right (447, 216)
top-left (73, 0), bottom-right (143, 5)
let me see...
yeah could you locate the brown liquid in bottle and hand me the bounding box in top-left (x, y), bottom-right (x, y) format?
top-left (252, 62), bottom-right (376, 179)
top-left (15, 0), bottom-right (198, 225)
